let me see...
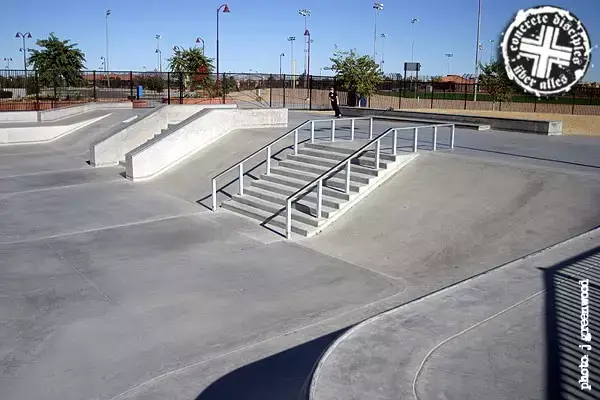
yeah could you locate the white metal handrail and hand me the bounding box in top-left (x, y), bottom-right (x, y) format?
top-left (283, 123), bottom-right (455, 238)
top-left (211, 116), bottom-right (374, 211)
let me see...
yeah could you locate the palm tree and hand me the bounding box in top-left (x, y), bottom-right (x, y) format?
top-left (28, 33), bottom-right (86, 99)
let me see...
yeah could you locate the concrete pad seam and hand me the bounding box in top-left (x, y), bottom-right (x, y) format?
top-left (0, 165), bottom-right (95, 180)
top-left (0, 176), bottom-right (124, 200)
top-left (44, 241), bottom-right (114, 304)
top-left (190, 213), bottom-right (272, 247)
top-left (0, 212), bottom-right (205, 246)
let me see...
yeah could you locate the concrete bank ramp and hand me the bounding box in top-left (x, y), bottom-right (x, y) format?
top-left (125, 108), bottom-right (288, 181)
top-left (90, 104), bottom-right (237, 167)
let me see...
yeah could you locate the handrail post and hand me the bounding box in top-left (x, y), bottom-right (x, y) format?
top-left (331, 120), bottom-right (336, 142)
top-left (450, 124), bottom-right (455, 149)
top-left (294, 129), bottom-right (299, 154)
top-left (375, 140), bottom-right (381, 170)
top-left (413, 127), bottom-right (419, 152)
top-left (351, 119), bottom-right (355, 141)
top-left (310, 120), bottom-right (315, 143)
top-left (266, 146), bottom-right (271, 175)
top-left (238, 164), bottom-right (244, 195)
top-left (316, 180), bottom-right (323, 218)
top-left (369, 117), bottom-right (374, 140)
top-left (286, 199), bottom-right (292, 239)
top-left (212, 179), bottom-right (217, 211)
top-left (345, 160), bottom-right (351, 193)
top-left (392, 128), bottom-right (398, 156)
top-left (432, 126), bottom-right (438, 151)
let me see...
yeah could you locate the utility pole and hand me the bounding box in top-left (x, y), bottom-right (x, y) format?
top-left (298, 9), bottom-right (311, 76)
top-left (474, 0), bottom-right (482, 101)
top-left (373, 3), bottom-right (384, 60)
top-left (105, 9), bottom-right (111, 88)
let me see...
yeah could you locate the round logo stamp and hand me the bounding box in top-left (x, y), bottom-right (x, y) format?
top-left (501, 6), bottom-right (592, 97)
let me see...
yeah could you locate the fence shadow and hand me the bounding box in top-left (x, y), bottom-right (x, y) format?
top-left (542, 246), bottom-right (600, 399)
top-left (195, 328), bottom-right (348, 400)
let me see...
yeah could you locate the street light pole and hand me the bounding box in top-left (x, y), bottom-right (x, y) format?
top-left (4, 58), bottom-right (13, 69)
top-left (15, 32), bottom-right (32, 72)
top-left (216, 4), bottom-right (230, 79)
top-left (380, 33), bottom-right (386, 70)
top-left (196, 37), bottom-right (205, 54)
top-left (304, 29), bottom-right (311, 89)
top-left (298, 9), bottom-right (311, 76)
top-left (445, 53), bottom-right (454, 75)
top-left (279, 53), bottom-right (285, 77)
top-left (373, 3), bottom-right (384, 60)
top-left (410, 18), bottom-right (419, 62)
top-left (105, 9), bottom-right (111, 88)
top-left (474, 0), bottom-right (482, 101)
top-left (287, 36), bottom-right (296, 88)
top-left (155, 35), bottom-right (162, 72)
top-left (489, 39), bottom-right (495, 63)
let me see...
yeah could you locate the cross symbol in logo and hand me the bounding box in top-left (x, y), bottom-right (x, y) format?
top-left (519, 25), bottom-right (572, 79)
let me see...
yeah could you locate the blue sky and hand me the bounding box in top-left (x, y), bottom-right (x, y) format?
top-left (1, 0), bottom-right (598, 80)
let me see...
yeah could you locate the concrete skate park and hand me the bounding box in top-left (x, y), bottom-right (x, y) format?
top-left (1, 101), bottom-right (599, 400)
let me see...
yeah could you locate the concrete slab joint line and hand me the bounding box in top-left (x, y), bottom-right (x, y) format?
top-left (0, 113), bottom-right (112, 145)
top-left (341, 106), bottom-right (563, 135)
top-left (90, 104), bottom-right (239, 168)
top-left (125, 108), bottom-right (288, 182)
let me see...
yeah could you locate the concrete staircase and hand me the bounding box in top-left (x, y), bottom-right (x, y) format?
top-left (222, 140), bottom-right (418, 237)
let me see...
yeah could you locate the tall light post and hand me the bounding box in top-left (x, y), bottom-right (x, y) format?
top-left (105, 10), bottom-right (111, 88)
top-left (298, 9), bottom-right (311, 75)
top-left (373, 3), bottom-right (384, 60)
top-left (445, 53), bottom-right (454, 75)
top-left (304, 29), bottom-right (311, 88)
top-left (279, 52), bottom-right (285, 77)
top-left (287, 36), bottom-right (296, 88)
top-left (474, 0), bottom-right (482, 101)
top-left (216, 3), bottom-right (230, 79)
top-left (196, 37), bottom-right (205, 54)
top-left (100, 56), bottom-right (106, 73)
top-left (410, 18), bottom-right (419, 62)
top-left (489, 39), bottom-right (495, 63)
top-left (15, 32), bottom-right (32, 72)
top-left (155, 35), bottom-right (162, 72)
top-left (4, 57), bottom-right (13, 69)
top-left (380, 33), bottom-right (387, 69)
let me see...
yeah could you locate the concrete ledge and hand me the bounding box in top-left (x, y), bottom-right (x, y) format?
top-left (39, 101), bottom-right (133, 122)
top-left (90, 104), bottom-right (237, 167)
top-left (0, 114), bottom-right (111, 145)
top-left (0, 111), bottom-right (39, 123)
top-left (126, 108), bottom-right (288, 181)
top-left (340, 106), bottom-right (563, 135)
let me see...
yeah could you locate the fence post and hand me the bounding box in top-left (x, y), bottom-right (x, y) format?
top-left (269, 75), bottom-right (273, 107)
top-left (571, 90), bottom-right (576, 115)
top-left (222, 73), bottom-right (226, 104)
top-left (282, 74), bottom-right (286, 108)
top-left (130, 71), bottom-right (134, 99)
top-left (35, 70), bottom-right (40, 111)
top-left (167, 72), bottom-right (171, 105)
top-left (309, 74), bottom-right (313, 110)
top-left (93, 71), bottom-right (97, 101)
top-left (398, 75), bottom-right (402, 109)
top-left (179, 72), bottom-right (184, 104)
top-left (464, 83), bottom-right (468, 110)
top-left (430, 80), bottom-right (434, 109)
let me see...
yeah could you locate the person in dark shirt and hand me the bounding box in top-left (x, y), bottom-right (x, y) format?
top-left (328, 87), bottom-right (342, 118)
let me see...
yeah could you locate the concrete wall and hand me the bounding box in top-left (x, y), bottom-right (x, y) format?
top-left (340, 107), bottom-right (563, 135)
top-left (40, 101), bottom-right (133, 122)
top-left (0, 111), bottom-right (38, 123)
top-left (90, 106), bottom-right (168, 167)
top-left (0, 114), bottom-right (111, 145)
top-left (126, 108), bottom-right (288, 181)
top-left (167, 104), bottom-right (237, 124)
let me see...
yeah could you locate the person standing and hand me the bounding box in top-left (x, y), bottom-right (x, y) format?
top-left (329, 87), bottom-right (342, 118)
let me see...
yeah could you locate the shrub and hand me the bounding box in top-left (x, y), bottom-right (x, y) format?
top-left (0, 91), bottom-right (13, 99)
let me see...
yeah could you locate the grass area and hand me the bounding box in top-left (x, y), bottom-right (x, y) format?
top-left (412, 109), bottom-right (600, 137)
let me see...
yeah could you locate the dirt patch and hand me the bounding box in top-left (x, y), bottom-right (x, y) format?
top-left (411, 109), bottom-right (600, 137)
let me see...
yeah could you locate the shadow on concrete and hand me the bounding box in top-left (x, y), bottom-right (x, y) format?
top-left (195, 328), bottom-right (348, 400)
top-left (457, 145), bottom-right (600, 170)
top-left (542, 246), bottom-right (600, 399)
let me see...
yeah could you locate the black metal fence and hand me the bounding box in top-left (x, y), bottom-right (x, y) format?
top-left (1, 69), bottom-right (599, 115)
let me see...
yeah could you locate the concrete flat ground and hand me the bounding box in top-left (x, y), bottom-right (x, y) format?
top-left (1, 110), bottom-right (600, 400)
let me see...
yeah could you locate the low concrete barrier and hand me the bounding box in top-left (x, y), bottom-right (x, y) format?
top-left (0, 114), bottom-right (111, 145)
top-left (40, 101), bottom-right (133, 122)
top-left (126, 108), bottom-right (288, 181)
top-left (340, 106), bottom-right (563, 135)
top-left (0, 111), bottom-right (38, 123)
top-left (90, 104), bottom-right (237, 167)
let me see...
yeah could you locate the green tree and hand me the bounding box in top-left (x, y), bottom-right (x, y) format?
top-left (28, 33), bottom-right (86, 98)
top-left (478, 60), bottom-right (521, 102)
top-left (168, 47), bottom-right (215, 93)
top-left (327, 49), bottom-right (383, 104)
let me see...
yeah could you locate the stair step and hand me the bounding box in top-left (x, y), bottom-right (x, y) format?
top-left (222, 201), bottom-right (314, 237)
top-left (245, 186), bottom-right (345, 211)
top-left (288, 153), bottom-right (389, 170)
top-left (269, 166), bottom-right (367, 191)
top-left (230, 194), bottom-right (334, 223)
top-left (252, 178), bottom-right (354, 201)
top-left (278, 160), bottom-right (375, 183)
top-left (299, 147), bottom-right (397, 162)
